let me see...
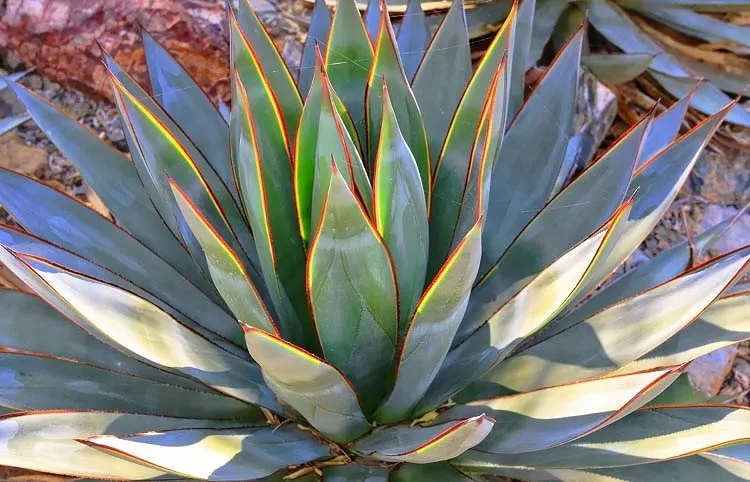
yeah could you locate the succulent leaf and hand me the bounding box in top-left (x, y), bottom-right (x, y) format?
top-left (7, 83), bottom-right (203, 288)
top-left (373, 82), bottom-right (429, 327)
top-left (375, 219), bottom-right (481, 423)
top-left (0, 412), bottom-right (244, 479)
top-left (325, 0), bottom-right (374, 142)
top-left (243, 325), bottom-right (371, 442)
top-left (396, 0), bottom-right (429, 81)
top-left (6, 251), bottom-right (281, 412)
top-left (356, 415), bottom-right (495, 463)
top-left (443, 367), bottom-right (681, 453)
top-left (455, 405), bottom-right (750, 469)
top-left (486, 246), bottom-right (750, 392)
top-left (367, 3), bottom-right (430, 200)
top-left (307, 166), bottom-right (398, 414)
top-left (230, 68), bottom-right (316, 348)
top-left (1, 1), bottom-right (748, 479)
top-left (411, 0), bottom-right (472, 168)
top-left (299, 0), bottom-right (332, 96)
top-left (142, 29), bottom-right (236, 203)
top-left (84, 426), bottom-right (330, 480)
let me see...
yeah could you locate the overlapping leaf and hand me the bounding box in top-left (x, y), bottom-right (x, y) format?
top-left (230, 64), bottom-right (315, 348)
top-left (0, 411), bottom-right (243, 479)
top-left (416, 206), bottom-right (628, 414)
top-left (376, 219), bottom-right (481, 423)
top-left (464, 101), bottom-right (649, 342)
top-left (324, 0), bottom-right (374, 141)
top-left (7, 83), bottom-right (204, 288)
top-left (0, 169), bottom-right (244, 348)
top-left (5, 251), bottom-right (281, 412)
top-left (441, 367), bottom-right (680, 453)
top-left (484, 246), bottom-right (750, 393)
top-left (429, 29), bottom-right (515, 273)
top-left (295, 49), bottom-right (365, 243)
top-left (373, 84), bottom-right (429, 326)
top-left (454, 406), bottom-right (750, 469)
top-left (105, 54), bottom-right (258, 275)
top-left (142, 30), bottom-right (236, 202)
top-left (411, 0), bottom-right (472, 167)
top-left (243, 326), bottom-right (370, 442)
top-left (355, 415), bottom-right (494, 463)
top-left (307, 166), bottom-right (398, 414)
top-left (170, 180), bottom-right (278, 336)
top-left (366, 4), bottom-right (430, 199)
top-left (84, 426), bottom-right (330, 481)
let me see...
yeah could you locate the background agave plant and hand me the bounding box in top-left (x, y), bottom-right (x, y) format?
top-left (0, 0), bottom-right (749, 480)
top-left (0, 69), bottom-right (31, 136)
top-left (344, 0), bottom-right (750, 126)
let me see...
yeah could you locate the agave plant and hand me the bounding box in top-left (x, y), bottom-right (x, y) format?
top-left (537, 0), bottom-right (750, 127)
top-left (1, 0), bottom-right (749, 480)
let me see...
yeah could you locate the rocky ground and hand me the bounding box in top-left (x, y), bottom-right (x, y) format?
top-left (0, 2), bottom-right (749, 480)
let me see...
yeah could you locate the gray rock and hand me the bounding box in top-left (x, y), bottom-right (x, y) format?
top-left (700, 204), bottom-right (750, 255)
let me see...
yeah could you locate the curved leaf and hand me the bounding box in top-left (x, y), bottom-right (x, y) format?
top-left (375, 220), bottom-right (481, 423)
top-left (307, 166), bottom-right (397, 414)
top-left (412, 0), bottom-right (472, 168)
top-left (0, 411), bottom-right (243, 479)
top-left (12, 252), bottom-right (282, 412)
top-left (236, 0), bottom-right (302, 134)
top-left (0, 289), bottom-right (199, 388)
top-left (486, 247), bottom-right (750, 393)
top-left (325, 0), bottom-right (374, 141)
top-left (105, 54), bottom-right (258, 275)
top-left (142, 30), bottom-right (235, 202)
top-left (84, 426), bottom-right (330, 481)
top-left (477, 26), bottom-right (583, 285)
top-left (230, 68), bottom-right (315, 348)
top-left (7, 83), bottom-right (204, 289)
top-left (442, 368), bottom-right (680, 454)
top-left (0, 223), bottom-right (245, 358)
top-left (169, 180), bottom-right (278, 336)
top-left (243, 326), bottom-right (370, 443)
top-left (429, 3), bottom-right (517, 272)
top-left (415, 204), bottom-right (630, 414)
top-left (541, 215), bottom-right (730, 347)
top-left (310, 65), bottom-right (373, 238)
top-left (583, 53), bottom-right (654, 84)
top-left (616, 291), bottom-right (750, 374)
top-left (537, 102), bottom-right (733, 342)
top-left (0, 352), bottom-right (257, 418)
top-left (295, 48), bottom-right (363, 244)
top-left (355, 415), bottom-right (494, 464)
top-left (464, 108), bottom-right (649, 341)
top-left (367, 5), bottom-right (430, 201)
top-left (0, 169), bottom-right (244, 348)
top-left (373, 83), bottom-right (428, 326)
top-left (455, 406), bottom-right (750, 469)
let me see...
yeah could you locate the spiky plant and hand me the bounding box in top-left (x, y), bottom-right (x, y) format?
top-left (536, 0), bottom-right (750, 127)
top-left (1, 0), bottom-right (750, 480)
top-left (334, 0), bottom-right (750, 126)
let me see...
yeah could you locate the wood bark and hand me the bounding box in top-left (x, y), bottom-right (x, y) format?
top-left (1, 0), bottom-right (232, 102)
